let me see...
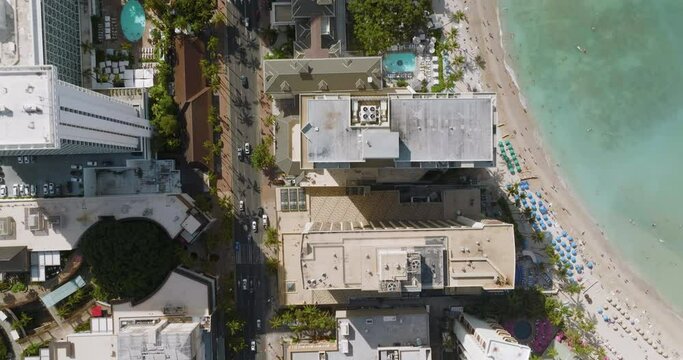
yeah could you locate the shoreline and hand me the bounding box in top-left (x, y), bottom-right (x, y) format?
top-left (463, 0), bottom-right (683, 355)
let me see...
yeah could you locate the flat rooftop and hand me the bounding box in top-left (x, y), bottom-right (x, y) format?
top-left (0, 193), bottom-right (204, 251)
top-left (83, 159), bottom-right (182, 196)
top-left (301, 93), bottom-right (495, 167)
top-left (289, 308), bottom-right (431, 360)
top-left (0, 66), bottom-right (58, 150)
top-left (0, 0), bottom-right (42, 66)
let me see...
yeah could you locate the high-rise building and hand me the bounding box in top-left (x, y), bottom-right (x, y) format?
top-left (39, 0), bottom-right (83, 85)
top-left (0, 65), bottom-right (151, 155)
top-left (452, 310), bottom-right (531, 360)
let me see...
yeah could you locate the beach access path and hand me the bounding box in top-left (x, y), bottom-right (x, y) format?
top-left (444, 0), bottom-right (683, 358)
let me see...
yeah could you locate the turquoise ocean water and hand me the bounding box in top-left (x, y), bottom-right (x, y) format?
top-left (499, 0), bottom-right (683, 311)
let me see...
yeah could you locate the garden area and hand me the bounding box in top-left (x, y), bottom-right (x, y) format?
top-left (79, 219), bottom-right (180, 301)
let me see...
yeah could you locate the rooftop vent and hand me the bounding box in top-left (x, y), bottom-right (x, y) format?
top-left (355, 79), bottom-right (365, 90)
top-left (280, 81), bottom-right (291, 92)
top-left (317, 80), bottom-right (329, 91)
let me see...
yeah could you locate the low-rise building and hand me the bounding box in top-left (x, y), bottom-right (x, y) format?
top-left (452, 309), bottom-right (531, 360)
top-left (82, 159), bottom-right (181, 197)
top-left (38, 267), bottom-right (217, 360)
top-left (286, 307), bottom-right (432, 360)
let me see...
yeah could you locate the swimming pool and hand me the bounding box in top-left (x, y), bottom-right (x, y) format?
top-left (121, 0), bottom-right (146, 42)
top-left (383, 52), bottom-right (416, 73)
top-left (513, 320), bottom-right (533, 340)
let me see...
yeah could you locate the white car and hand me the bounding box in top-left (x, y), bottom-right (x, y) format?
top-left (0, 185), bottom-right (6, 197)
top-left (86, 161), bottom-right (98, 166)
top-left (12, 184), bottom-right (18, 197)
top-left (30, 184), bottom-right (36, 197)
top-left (242, 279), bottom-right (248, 291)
top-left (262, 214), bottom-right (268, 228)
top-left (23, 155), bottom-right (30, 164)
top-left (250, 340), bottom-right (256, 352)
top-left (71, 177), bottom-right (82, 183)
top-left (256, 319), bottom-right (261, 330)
top-left (19, 184), bottom-right (25, 196)
top-left (239, 200), bottom-right (245, 212)
top-left (23, 184), bottom-right (30, 197)
top-left (71, 164), bottom-right (83, 170)
top-left (17, 156), bottom-right (23, 164)
top-left (244, 142), bottom-right (251, 155)
top-left (43, 184), bottom-right (48, 196)
top-left (251, 220), bottom-right (258, 233)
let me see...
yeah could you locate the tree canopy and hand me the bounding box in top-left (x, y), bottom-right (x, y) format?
top-left (251, 136), bottom-right (276, 170)
top-left (348, 0), bottom-right (431, 55)
top-left (80, 219), bottom-right (180, 301)
top-left (270, 306), bottom-right (336, 341)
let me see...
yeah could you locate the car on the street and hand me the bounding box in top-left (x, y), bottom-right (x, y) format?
top-left (257, 207), bottom-right (264, 216)
top-left (12, 184), bottom-right (18, 197)
top-left (86, 161), bottom-right (98, 166)
top-left (262, 214), bottom-right (268, 228)
top-left (30, 184), bottom-right (36, 197)
top-left (240, 75), bottom-right (248, 88)
top-left (70, 164), bottom-right (82, 170)
top-left (48, 182), bottom-right (55, 195)
top-left (244, 142), bottom-right (251, 155)
top-left (237, 147), bottom-right (244, 161)
top-left (239, 200), bottom-right (245, 212)
top-left (251, 220), bottom-right (258, 233)
top-left (0, 185), bottom-right (6, 198)
top-left (71, 177), bottom-right (82, 183)
top-left (242, 278), bottom-right (248, 291)
top-left (243, 17), bottom-right (250, 29)
top-left (17, 156), bottom-right (23, 164)
top-left (43, 184), bottom-right (48, 196)
top-left (250, 340), bottom-right (256, 352)
top-left (256, 319), bottom-right (261, 330)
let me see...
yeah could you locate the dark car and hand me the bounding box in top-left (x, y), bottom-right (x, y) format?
top-left (240, 75), bottom-right (248, 88)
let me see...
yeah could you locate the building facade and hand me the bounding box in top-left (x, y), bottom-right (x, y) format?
top-left (452, 310), bottom-right (531, 360)
top-left (0, 66), bottom-right (151, 156)
top-left (41, 0), bottom-right (82, 85)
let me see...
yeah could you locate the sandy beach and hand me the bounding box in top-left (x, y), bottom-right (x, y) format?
top-left (439, 0), bottom-right (683, 357)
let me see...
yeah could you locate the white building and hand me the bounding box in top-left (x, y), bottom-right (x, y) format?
top-left (32, 267), bottom-right (218, 360)
top-left (452, 310), bottom-right (531, 360)
top-left (0, 66), bottom-right (151, 156)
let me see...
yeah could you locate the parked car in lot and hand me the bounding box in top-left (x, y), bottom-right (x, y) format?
top-left (262, 214), bottom-right (268, 228)
top-left (70, 164), bottom-right (82, 170)
top-left (12, 184), bottom-right (18, 197)
top-left (17, 156), bottom-right (23, 164)
top-left (250, 340), bottom-right (256, 352)
top-left (0, 185), bottom-right (6, 198)
top-left (23, 155), bottom-right (30, 164)
top-left (237, 147), bottom-right (244, 162)
top-left (30, 184), bottom-right (36, 197)
top-left (43, 184), bottom-right (48, 197)
top-left (48, 182), bottom-right (55, 195)
top-left (19, 184), bottom-right (25, 196)
top-left (86, 161), bottom-right (98, 166)
top-left (251, 220), bottom-right (258, 233)
top-left (242, 278), bottom-right (248, 291)
top-left (22, 185), bottom-right (30, 197)
top-left (70, 177), bottom-right (82, 183)
top-left (240, 75), bottom-right (249, 88)
top-left (102, 160), bottom-right (113, 166)
top-left (244, 143), bottom-right (251, 155)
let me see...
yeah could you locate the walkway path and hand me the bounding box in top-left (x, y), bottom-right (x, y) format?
top-left (0, 310), bottom-right (24, 357)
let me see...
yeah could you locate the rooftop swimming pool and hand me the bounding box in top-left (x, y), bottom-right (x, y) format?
top-left (121, 0), bottom-right (146, 42)
top-left (383, 52), bottom-right (416, 73)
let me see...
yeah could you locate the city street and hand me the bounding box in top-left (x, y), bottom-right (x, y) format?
top-left (222, 0), bottom-right (273, 359)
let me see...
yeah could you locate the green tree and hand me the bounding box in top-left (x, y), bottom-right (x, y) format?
top-left (270, 306), bottom-right (336, 341)
top-left (207, 36), bottom-right (220, 57)
top-left (264, 227), bottom-right (279, 249)
top-left (80, 219), bottom-right (180, 300)
top-left (265, 257), bottom-right (279, 274)
top-left (451, 10), bottom-right (467, 23)
top-left (264, 114), bottom-right (277, 127)
top-left (12, 312), bottom-right (32, 331)
top-left (226, 318), bottom-right (245, 336)
top-left (348, 0), bottom-right (431, 55)
top-left (532, 230), bottom-right (546, 244)
top-left (251, 136), bottom-right (276, 170)
top-left (475, 54), bottom-right (487, 70)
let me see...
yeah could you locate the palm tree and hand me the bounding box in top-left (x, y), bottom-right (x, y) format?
top-left (532, 230), bottom-right (546, 244)
top-left (453, 55), bottom-right (466, 67)
top-left (505, 182), bottom-right (520, 197)
top-left (475, 54), bottom-right (487, 70)
top-left (451, 10), bottom-right (467, 23)
top-left (81, 41), bottom-right (93, 54)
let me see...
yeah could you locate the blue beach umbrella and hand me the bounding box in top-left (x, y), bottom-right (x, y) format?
top-left (603, 314), bottom-right (609, 322)
top-left (543, 215), bottom-right (549, 221)
top-left (559, 250), bottom-right (565, 257)
top-left (530, 198), bottom-right (537, 205)
top-left (554, 245), bottom-right (561, 251)
top-left (571, 249), bottom-right (577, 256)
top-left (571, 242), bottom-right (578, 248)
top-left (541, 223), bottom-right (547, 230)
top-left (567, 270), bottom-right (573, 277)
top-left (531, 205), bottom-right (537, 211)
top-left (597, 307), bottom-right (604, 314)
top-left (536, 191), bottom-right (542, 198)
top-left (568, 236), bottom-right (574, 242)
top-left (571, 256), bottom-right (577, 263)
top-left (551, 239), bottom-right (557, 246)
top-left (562, 231), bottom-right (568, 237)
top-left (547, 221), bottom-right (553, 227)
top-left (587, 261), bottom-right (594, 269)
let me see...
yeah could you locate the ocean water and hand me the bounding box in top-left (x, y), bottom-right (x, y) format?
top-left (499, 0), bottom-right (683, 310)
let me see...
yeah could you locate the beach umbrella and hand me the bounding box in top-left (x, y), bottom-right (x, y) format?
top-left (603, 314), bottom-right (609, 322)
top-left (531, 205), bottom-right (537, 211)
top-left (562, 231), bottom-right (568, 237)
top-left (554, 245), bottom-right (561, 251)
top-left (536, 191), bottom-right (542, 198)
top-left (559, 250), bottom-right (565, 257)
top-left (567, 270), bottom-right (573, 276)
top-left (551, 239), bottom-right (557, 246)
top-left (571, 249), bottom-right (577, 256)
top-left (530, 198), bottom-right (536, 205)
top-left (571, 256), bottom-right (577, 263)
top-left (571, 242), bottom-right (578, 248)
top-left (541, 223), bottom-right (547, 230)
top-left (543, 215), bottom-right (549, 221)
top-left (587, 261), bottom-right (594, 269)
top-left (568, 236), bottom-right (574, 242)
top-left (413, 36), bottom-right (421, 45)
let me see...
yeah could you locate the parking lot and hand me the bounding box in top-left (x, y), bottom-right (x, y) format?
top-left (0, 153), bottom-right (144, 198)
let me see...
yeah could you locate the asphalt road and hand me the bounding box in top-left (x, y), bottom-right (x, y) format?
top-left (224, 1), bottom-right (270, 359)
